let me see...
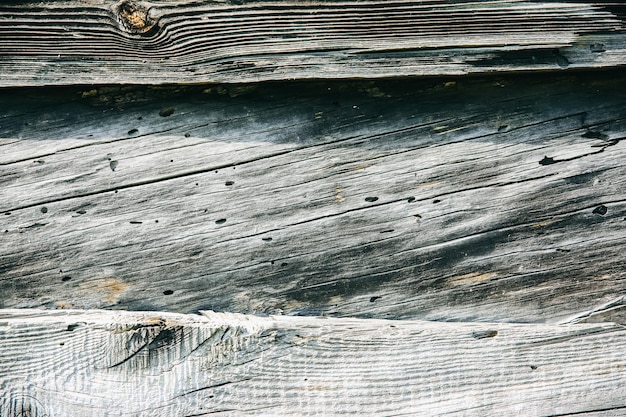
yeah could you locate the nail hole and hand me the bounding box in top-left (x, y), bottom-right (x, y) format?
top-left (364, 196), bottom-right (378, 202)
top-left (170, 159), bottom-right (174, 163)
top-left (159, 107), bottom-right (175, 117)
top-left (40, 206), bottom-right (48, 214)
top-left (184, 133), bottom-right (191, 138)
top-left (472, 330), bottom-right (498, 339)
top-left (215, 218), bottom-right (227, 224)
top-left (155, 220), bottom-right (159, 223)
top-left (530, 365), bottom-right (538, 370)
top-left (590, 44), bottom-right (606, 53)
top-left (163, 290), bottom-right (174, 295)
top-left (554, 50), bottom-right (569, 68)
top-left (592, 205), bottom-right (608, 216)
top-left (539, 156), bottom-right (556, 166)
top-left (582, 130), bottom-right (608, 140)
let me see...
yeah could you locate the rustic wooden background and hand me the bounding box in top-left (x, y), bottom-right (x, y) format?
top-left (0, 0), bottom-right (625, 85)
top-left (3, 309), bottom-right (626, 416)
top-left (2, 73), bottom-right (625, 324)
top-left (1, 0), bottom-right (626, 415)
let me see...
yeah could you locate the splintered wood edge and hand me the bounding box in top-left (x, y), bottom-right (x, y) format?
top-left (0, 307), bottom-right (622, 334)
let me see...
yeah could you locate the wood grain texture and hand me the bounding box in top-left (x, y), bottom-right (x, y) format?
top-left (1, 308), bottom-right (626, 416)
top-left (0, 0), bottom-right (626, 86)
top-left (1, 73), bottom-right (625, 323)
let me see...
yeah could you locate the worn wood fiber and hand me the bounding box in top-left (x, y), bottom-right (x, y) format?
top-left (1, 73), bottom-right (625, 323)
top-left (1, 308), bottom-right (626, 416)
top-left (0, 0), bottom-right (625, 86)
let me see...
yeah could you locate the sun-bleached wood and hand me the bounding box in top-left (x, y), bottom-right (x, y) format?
top-left (1, 74), bottom-right (625, 323)
top-left (0, 0), bottom-right (625, 86)
top-left (1, 308), bottom-right (626, 416)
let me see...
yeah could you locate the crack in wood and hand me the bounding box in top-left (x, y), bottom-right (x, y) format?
top-left (177, 377), bottom-right (254, 398)
top-left (541, 404), bottom-right (626, 417)
top-left (559, 296), bottom-right (626, 324)
top-left (0, 148), bottom-right (298, 214)
top-left (521, 326), bottom-right (625, 348)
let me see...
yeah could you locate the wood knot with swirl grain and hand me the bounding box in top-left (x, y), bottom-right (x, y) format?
top-left (115, 0), bottom-right (158, 35)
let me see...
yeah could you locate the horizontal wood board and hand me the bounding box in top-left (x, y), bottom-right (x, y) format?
top-left (1, 0), bottom-right (626, 85)
top-left (2, 308), bottom-right (626, 416)
top-left (1, 72), bottom-right (625, 323)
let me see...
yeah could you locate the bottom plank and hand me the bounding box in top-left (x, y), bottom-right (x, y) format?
top-left (1, 309), bottom-right (625, 416)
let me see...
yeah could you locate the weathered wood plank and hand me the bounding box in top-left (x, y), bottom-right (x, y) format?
top-left (1, 73), bottom-right (624, 322)
top-left (1, 309), bottom-right (626, 416)
top-left (0, 0), bottom-right (625, 86)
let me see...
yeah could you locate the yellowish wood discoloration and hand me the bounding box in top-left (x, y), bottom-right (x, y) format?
top-left (448, 272), bottom-right (498, 287)
top-left (115, 0), bottom-right (156, 34)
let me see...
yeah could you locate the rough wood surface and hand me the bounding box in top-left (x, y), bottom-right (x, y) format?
top-left (0, 0), bottom-right (626, 86)
top-left (1, 73), bottom-right (625, 323)
top-left (1, 308), bottom-right (626, 416)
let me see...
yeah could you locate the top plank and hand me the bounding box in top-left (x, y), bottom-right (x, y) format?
top-left (1, 0), bottom-right (626, 86)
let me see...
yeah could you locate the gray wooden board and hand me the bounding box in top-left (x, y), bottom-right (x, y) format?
top-left (0, 73), bottom-right (625, 323)
top-left (1, 308), bottom-right (626, 416)
top-left (1, 0), bottom-right (626, 86)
